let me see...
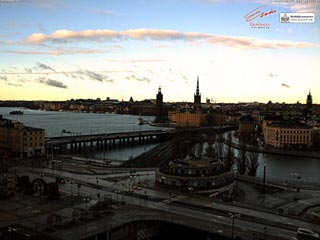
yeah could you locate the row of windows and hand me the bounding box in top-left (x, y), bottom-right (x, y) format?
top-left (23, 137), bottom-right (43, 141)
top-left (24, 143), bottom-right (43, 147)
top-left (279, 136), bottom-right (309, 140)
top-left (280, 130), bottom-right (310, 134)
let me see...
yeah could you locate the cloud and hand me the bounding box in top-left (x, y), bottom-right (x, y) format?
top-left (0, 76), bottom-right (7, 81)
top-left (281, 83), bottom-right (290, 88)
top-left (7, 83), bottom-right (22, 87)
top-left (73, 69), bottom-right (114, 83)
top-left (38, 77), bottom-right (68, 89)
top-left (205, 36), bottom-right (316, 49)
top-left (4, 48), bottom-right (110, 55)
top-left (25, 68), bottom-right (33, 73)
top-left (25, 28), bottom-right (317, 50)
top-left (34, 62), bottom-right (56, 72)
top-left (89, 7), bottom-right (115, 15)
top-left (267, 73), bottom-right (278, 77)
top-left (126, 75), bottom-right (151, 83)
top-left (107, 58), bottom-right (164, 63)
top-left (22, 0), bottom-right (67, 10)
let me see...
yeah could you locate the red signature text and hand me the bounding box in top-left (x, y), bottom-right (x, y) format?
top-left (244, 5), bottom-right (276, 22)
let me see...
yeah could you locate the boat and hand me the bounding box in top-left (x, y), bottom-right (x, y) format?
top-left (137, 113), bottom-right (148, 125)
top-left (137, 116), bottom-right (144, 125)
top-left (9, 110), bottom-right (23, 115)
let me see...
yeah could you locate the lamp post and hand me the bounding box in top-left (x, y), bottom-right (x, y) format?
top-left (96, 177), bottom-right (100, 200)
top-left (38, 185), bottom-right (43, 202)
top-left (70, 180), bottom-right (74, 197)
top-left (263, 164), bottom-right (266, 194)
top-left (77, 183), bottom-right (81, 198)
top-left (83, 197), bottom-right (90, 218)
top-left (32, 209), bottom-right (41, 231)
top-left (115, 190), bottom-right (120, 207)
top-left (228, 213), bottom-right (240, 239)
top-left (290, 172), bottom-right (301, 200)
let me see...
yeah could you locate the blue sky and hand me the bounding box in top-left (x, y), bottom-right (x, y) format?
top-left (0, 0), bottom-right (319, 103)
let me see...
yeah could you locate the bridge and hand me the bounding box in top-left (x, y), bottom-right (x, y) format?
top-left (45, 130), bottom-right (175, 154)
top-left (45, 125), bottom-right (238, 155)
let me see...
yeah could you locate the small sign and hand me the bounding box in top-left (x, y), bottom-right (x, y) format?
top-left (280, 13), bottom-right (315, 23)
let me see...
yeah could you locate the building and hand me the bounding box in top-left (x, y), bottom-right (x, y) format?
top-left (168, 77), bottom-right (208, 127)
top-left (0, 116), bottom-right (46, 157)
top-left (194, 76), bottom-right (201, 112)
top-left (168, 111), bottom-right (207, 127)
top-left (264, 121), bottom-right (312, 148)
top-left (239, 115), bottom-right (255, 136)
top-left (305, 90), bottom-right (313, 118)
top-left (156, 157), bottom-right (234, 194)
top-left (156, 86), bottom-right (163, 115)
top-left (261, 115), bottom-right (283, 137)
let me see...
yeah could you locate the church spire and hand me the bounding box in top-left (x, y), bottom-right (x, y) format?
top-left (194, 76), bottom-right (201, 111)
top-left (196, 76), bottom-right (200, 96)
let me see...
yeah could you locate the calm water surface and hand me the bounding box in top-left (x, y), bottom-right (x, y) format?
top-left (1, 107), bottom-right (319, 183)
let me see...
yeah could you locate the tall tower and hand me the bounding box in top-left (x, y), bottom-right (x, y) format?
top-left (306, 90), bottom-right (313, 118)
top-left (194, 76), bottom-right (201, 112)
top-left (306, 90), bottom-right (312, 108)
top-left (156, 86), bottom-right (163, 116)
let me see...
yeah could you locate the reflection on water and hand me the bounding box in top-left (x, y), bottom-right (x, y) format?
top-left (0, 107), bottom-right (158, 137)
top-left (1, 107), bottom-right (319, 183)
top-left (93, 143), bottom-right (159, 161)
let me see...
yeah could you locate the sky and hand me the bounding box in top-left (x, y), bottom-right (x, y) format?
top-left (0, 0), bottom-right (319, 103)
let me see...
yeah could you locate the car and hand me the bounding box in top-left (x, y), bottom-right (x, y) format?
top-left (297, 228), bottom-right (320, 239)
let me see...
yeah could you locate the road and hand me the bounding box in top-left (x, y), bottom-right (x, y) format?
top-left (25, 167), bottom-right (320, 240)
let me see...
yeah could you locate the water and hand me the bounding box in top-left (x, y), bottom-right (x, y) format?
top-left (0, 107), bottom-right (159, 137)
top-left (1, 107), bottom-right (319, 183)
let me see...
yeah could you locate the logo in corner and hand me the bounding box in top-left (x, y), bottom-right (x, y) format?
top-left (280, 13), bottom-right (290, 23)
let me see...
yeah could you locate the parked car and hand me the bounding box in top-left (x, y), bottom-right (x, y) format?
top-left (297, 228), bottom-right (319, 240)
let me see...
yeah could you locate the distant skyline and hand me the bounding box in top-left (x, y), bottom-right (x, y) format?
top-left (0, 0), bottom-right (319, 103)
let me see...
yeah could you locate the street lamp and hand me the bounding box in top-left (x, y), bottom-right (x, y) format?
top-left (263, 164), bottom-right (266, 194)
top-left (32, 209), bottom-right (41, 231)
top-left (130, 175), bottom-right (136, 192)
top-left (77, 183), bottom-right (81, 197)
top-left (290, 172), bottom-right (301, 200)
top-left (83, 197), bottom-right (90, 218)
top-left (37, 185), bottom-right (43, 202)
top-left (70, 180), bottom-right (74, 197)
top-left (228, 213), bottom-right (240, 239)
top-left (96, 177), bottom-right (100, 200)
top-left (115, 190), bottom-right (120, 207)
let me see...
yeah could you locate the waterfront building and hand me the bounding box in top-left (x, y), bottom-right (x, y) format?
top-left (168, 111), bottom-right (207, 127)
top-left (239, 115), bottom-right (255, 136)
top-left (156, 156), bottom-right (234, 194)
top-left (168, 77), bottom-right (208, 127)
top-left (0, 116), bottom-right (45, 157)
top-left (156, 86), bottom-right (163, 115)
top-left (264, 121), bottom-right (312, 148)
top-left (261, 115), bottom-right (283, 137)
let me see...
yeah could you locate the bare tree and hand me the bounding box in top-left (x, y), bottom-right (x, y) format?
top-left (205, 142), bottom-right (215, 158)
top-left (246, 139), bottom-right (259, 176)
top-left (237, 138), bottom-right (247, 175)
top-left (224, 131), bottom-right (234, 170)
top-left (215, 132), bottom-right (224, 160)
top-left (196, 142), bottom-right (204, 159)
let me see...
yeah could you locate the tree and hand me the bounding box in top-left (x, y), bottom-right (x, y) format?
top-left (224, 131), bottom-right (234, 170)
top-left (205, 142), bottom-right (215, 158)
top-left (246, 138), bottom-right (259, 176)
top-left (237, 138), bottom-right (247, 175)
top-left (215, 132), bottom-right (224, 160)
top-left (196, 142), bottom-right (204, 159)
